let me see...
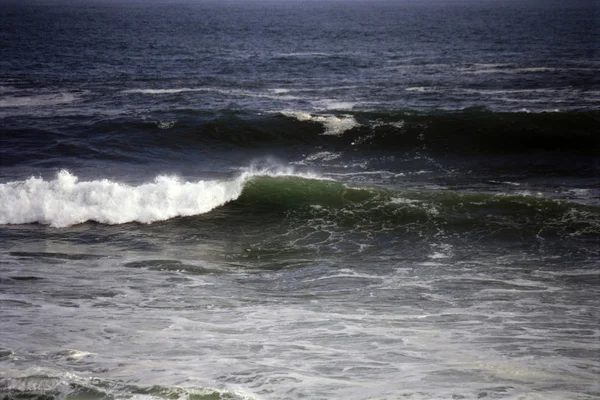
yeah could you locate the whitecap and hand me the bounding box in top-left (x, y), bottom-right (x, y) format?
top-left (0, 171), bottom-right (245, 228)
top-left (280, 111), bottom-right (359, 135)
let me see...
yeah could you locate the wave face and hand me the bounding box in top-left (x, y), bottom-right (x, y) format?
top-left (235, 176), bottom-right (600, 241)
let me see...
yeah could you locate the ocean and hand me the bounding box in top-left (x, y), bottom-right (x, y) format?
top-left (1, 0), bottom-right (599, 399)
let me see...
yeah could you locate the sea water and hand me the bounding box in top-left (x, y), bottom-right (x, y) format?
top-left (1, 0), bottom-right (599, 399)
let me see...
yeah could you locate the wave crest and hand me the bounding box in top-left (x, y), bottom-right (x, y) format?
top-left (0, 170), bottom-right (245, 228)
top-left (0, 163), bottom-right (324, 228)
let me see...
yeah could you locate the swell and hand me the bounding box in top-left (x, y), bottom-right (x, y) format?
top-left (222, 109), bottom-right (600, 154)
top-left (2, 109), bottom-right (599, 167)
top-left (1, 171), bottom-right (598, 240)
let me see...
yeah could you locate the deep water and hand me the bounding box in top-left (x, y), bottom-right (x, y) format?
top-left (1, 0), bottom-right (599, 399)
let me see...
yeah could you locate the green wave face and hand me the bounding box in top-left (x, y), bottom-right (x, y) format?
top-left (224, 176), bottom-right (600, 243)
top-left (236, 176), bottom-right (383, 212)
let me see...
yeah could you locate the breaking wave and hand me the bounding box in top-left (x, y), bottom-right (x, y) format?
top-left (2, 168), bottom-right (598, 241)
top-left (0, 165), bottom-right (323, 228)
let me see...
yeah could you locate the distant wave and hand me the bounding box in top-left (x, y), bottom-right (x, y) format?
top-left (2, 109), bottom-right (598, 169)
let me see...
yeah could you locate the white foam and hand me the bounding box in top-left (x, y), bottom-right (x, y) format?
top-left (269, 88), bottom-right (290, 94)
top-left (488, 180), bottom-right (522, 186)
top-left (0, 166), bottom-right (324, 228)
top-left (125, 87), bottom-right (235, 96)
top-left (292, 151), bottom-right (342, 166)
top-left (124, 88), bottom-right (204, 95)
top-left (57, 349), bottom-right (94, 360)
top-left (405, 86), bottom-right (440, 93)
top-left (304, 151), bottom-right (342, 162)
top-left (125, 87), bottom-right (300, 102)
top-left (389, 197), bottom-right (421, 205)
top-left (281, 111), bottom-right (313, 121)
top-left (0, 171), bottom-right (244, 228)
top-left (389, 197), bottom-right (440, 218)
top-left (276, 52), bottom-right (331, 58)
top-left (156, 121), bottom-right (176, 129)
top-left (461, 65), bottom-right (558, 75)
top-left (428, 252), bottom-right (447, 259)
top-left (372, 119), bottom-right (405, 130)
top-left (460, 88), bottom-right (557, 95)
top-left (304, 269), bottom-right (383, 283)
top-left (239, 161), bottom-right (324, 181)
top-left (280, 111), bottom-right (359, 135)
top-left (314, 99), bottom-right (357, 110)
top-left (0, 92), bottom-right (79, 108)
top-left (428, 243), bottom-right (453, 259)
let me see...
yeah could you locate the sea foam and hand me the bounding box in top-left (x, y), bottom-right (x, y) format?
top-left (0, 92), bottom-right (79, 108)
top-left (280, 111), bottom-right (359, 135)
top-left (0, 166), bottom-right (323, 228)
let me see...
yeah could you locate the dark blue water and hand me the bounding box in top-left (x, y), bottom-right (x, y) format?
top-left (1, 1), bottom-right (599, 399)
